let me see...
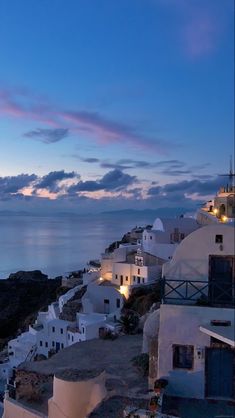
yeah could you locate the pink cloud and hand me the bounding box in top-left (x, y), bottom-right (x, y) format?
top-left (0, 87), bottom-right (171, 154)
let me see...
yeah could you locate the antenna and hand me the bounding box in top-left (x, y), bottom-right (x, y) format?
top-left (219, 155), bottom-right (235, 189)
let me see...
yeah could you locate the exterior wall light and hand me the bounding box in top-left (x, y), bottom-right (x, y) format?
top-left (221, 215), bottom-right (228, 222)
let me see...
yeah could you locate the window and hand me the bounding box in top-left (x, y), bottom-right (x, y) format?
top-left (72, 336), bottom-right (74, 342)
top-left (215, 234), bottom-right (223, 243)
top-left (125, 276), bottom-right (128, 281)
top-left (60, 328), bottom-right (63, 334)
top-left (82, 327), bottom-right (85, 334)
top-left (68, 334), bottom-right (70, 340)
top-left (173, 345), bottom-right (194, 369)
top-left (115, 274), bottom-right (118, 280)
top-left (45, 342), bottom-right (48, 348)
top-left (138, 268), bottom-right (140, 275)
top-left (133, 276), bottom-right (136, 282)
top-left (61, 343), bottom-right (64, 349)
top-left (144, 235), bottom-right (146, 240)
top-left (120, 275), bottom-right (123, 280)
top-left (116, 298), bottom-right (120, 308)
top-left (52, 326), bottom-right (55, 332)
top-left (40, 341), bottom-right (42, 347)
top-left (137, 277), bottom-right (140, 284)
top-left (180, 233), bottom-right (185, 240)
top-left (142, 278), bottom-right (145, 283)
top-left (52, 341), bottom-right (55, 347)
top-left (150, 236), bottom-right (152, 240)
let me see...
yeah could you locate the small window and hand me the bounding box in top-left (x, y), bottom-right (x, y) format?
top-left (104, 298), bottom-right (109, 304)
top-left (60, 328), bottom-right (63, 334)
top-left (116, 298), bottom-right (120, 308)
top-left (215, 234), bottom-right (223, 243)
top-left (133, 276), bottom-right (136, 282)
top-left (45, 341), bottom-right (48, 348)
top-left (72, 336), bottom-right (74, 342)
top-left (61, 343), bottom-right (64, 349)
top-left (120, 275), bottom-right (123, 280)
top-left (40, 341), bottom-right (42, 347)
top-left (150, 236), bottom-right (152, 240)
top-left (115, 274), bottom-right (118, 280)
top-left (68, 334), bottom-right (70, 340)
top-left (173, 345), bottom-right (194, 369)
top-left (142, 278), bottom-right (145, 283)
top-left (125, 276), bottom-right (128, 281)
top-left (137, 277), bottom-right (140, 284)
top-left (52, 341), bottom-right (55, 347)
top-left (144, 235), bottom-right (146, 240)
top-left (52, 326), bottom-right (55, 332)
top-left (82, 327), bottom-right (85, 334)
top-left (180, 233), bottom-right (185, 240)
top-left (138, 268), bottom-right (140, 275)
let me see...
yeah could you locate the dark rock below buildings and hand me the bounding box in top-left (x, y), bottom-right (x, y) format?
top-left (8, 270), bottom-right (48, 282)
top-left (0, 272), bottom-right (63, 349)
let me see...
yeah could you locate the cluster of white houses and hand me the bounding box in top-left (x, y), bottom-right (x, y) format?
top-left (1, 181), bottom-right (235, 417)
top-left (143, 182), bottom-right (235, 400)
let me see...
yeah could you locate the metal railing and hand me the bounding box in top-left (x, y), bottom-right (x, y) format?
top-left (160, 278), bottom-right (235, 307)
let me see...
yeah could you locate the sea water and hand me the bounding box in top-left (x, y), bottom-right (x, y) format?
top-left (0, 212), bottom-right (154, 279)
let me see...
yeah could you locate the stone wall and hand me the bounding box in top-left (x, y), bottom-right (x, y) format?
top-left (15, 369), bottom-right (53, 402)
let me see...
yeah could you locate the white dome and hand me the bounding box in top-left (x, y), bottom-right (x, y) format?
top-left (152, 218), bottom-right (164, 231)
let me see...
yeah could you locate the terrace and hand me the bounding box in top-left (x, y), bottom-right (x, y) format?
top-left (160, 278), bottom-right (235, 308)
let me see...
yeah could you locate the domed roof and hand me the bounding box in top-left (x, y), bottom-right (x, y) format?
top-left (152, 218), bottom-right (164, 231)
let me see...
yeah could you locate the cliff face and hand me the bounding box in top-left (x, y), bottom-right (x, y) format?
top-left (0, 271), bottom-right (62, 349)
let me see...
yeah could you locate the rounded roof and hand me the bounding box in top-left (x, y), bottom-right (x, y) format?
top-left (151, 217), bottom-right (198, 232)
top-left (170, 223), bottom-right (235, 263)
top-left (143, 309), bottom-right (160, 338)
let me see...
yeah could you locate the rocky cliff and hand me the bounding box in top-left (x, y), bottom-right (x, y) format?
top-left (0, 270), bottom-right (62, 349)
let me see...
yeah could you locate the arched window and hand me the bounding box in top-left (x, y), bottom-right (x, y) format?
top-left (219, 204), bottom-right (226, 216)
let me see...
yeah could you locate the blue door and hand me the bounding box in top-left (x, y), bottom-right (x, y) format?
top-left (209, 256), bottom-right (234, 304)
top-left (206, 348), bottom-right (234, 398)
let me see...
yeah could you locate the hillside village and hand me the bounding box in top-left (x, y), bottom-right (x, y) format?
top-left (1, 181), bottom-right (235, 418)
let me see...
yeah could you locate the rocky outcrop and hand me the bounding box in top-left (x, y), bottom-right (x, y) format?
top-left (8, 270), bottom-right (48, 282)
top-left (0, 272), bottom-right (62, 349)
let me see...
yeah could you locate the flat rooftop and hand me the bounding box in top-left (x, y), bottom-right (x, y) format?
top-left (19, 334), bottom-right (147, 398)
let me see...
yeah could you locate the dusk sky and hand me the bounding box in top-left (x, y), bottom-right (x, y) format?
top-left (0, 0), bottom-right (234, 214)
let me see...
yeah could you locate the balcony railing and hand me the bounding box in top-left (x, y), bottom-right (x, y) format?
top-left (160, 277), bottom-right (235, 307)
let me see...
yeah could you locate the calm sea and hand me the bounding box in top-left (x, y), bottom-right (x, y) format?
top-left (0, 212), bottom-right (154, 279)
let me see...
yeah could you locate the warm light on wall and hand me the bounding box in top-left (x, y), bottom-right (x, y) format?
top-left (213, 208), bottom-right (218, 215)
top-left (119, 285), bottom-right (129, 299)
top-left (221, 215), bottom-right (228, 222)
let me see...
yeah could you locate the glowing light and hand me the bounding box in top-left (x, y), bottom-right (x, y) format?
top-left (221, 215), bottom-right (228, 222)
top-left (119, 285), bottom-right (129, 299)
top-left (213, 208), bottom-right (218, 215)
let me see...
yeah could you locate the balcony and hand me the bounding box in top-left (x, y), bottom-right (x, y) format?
top-left (160, 277), bottom-right (235, 308)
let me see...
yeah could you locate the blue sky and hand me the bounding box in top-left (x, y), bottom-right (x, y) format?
top-left (0, 0), bottom-right (234, 213)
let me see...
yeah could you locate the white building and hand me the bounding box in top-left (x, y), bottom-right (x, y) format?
top-left (101, 243), bottom-right (140, 281)
top-left (6, 279), bottom-right (124, 365)
top-left (142, 217), bottom-right (199, 261)
top-left (112, 248), bottom-right (162, 287)
top-left (155, 222), bottom-right (235, 399)
top-left (197, 183), bottom-right (235, 225)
